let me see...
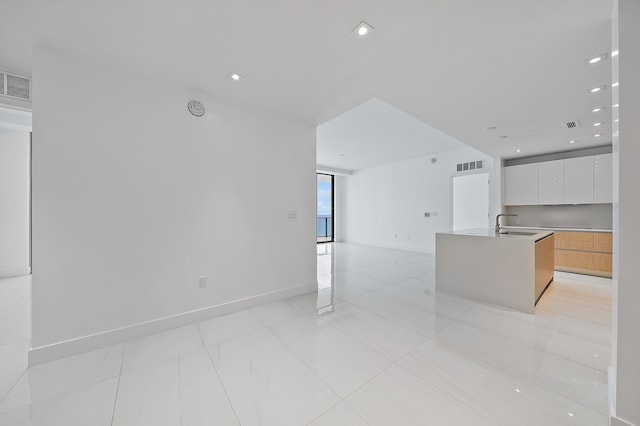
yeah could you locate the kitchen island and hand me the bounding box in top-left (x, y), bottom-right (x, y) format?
top-left (435, 229), bottom-right (555, 313)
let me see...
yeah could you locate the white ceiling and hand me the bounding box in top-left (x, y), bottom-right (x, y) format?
top-left (317, 98), bottom-right (465, 171)
top-left (3, 0), bottom-right (614, 162)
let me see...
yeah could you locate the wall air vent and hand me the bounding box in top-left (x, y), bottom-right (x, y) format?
top-left (456, 160), bottom-right (484, 172)
top-left (0, 70), bottom-right (31, 102)
top-left (565, 120), bottom-right (580, 129)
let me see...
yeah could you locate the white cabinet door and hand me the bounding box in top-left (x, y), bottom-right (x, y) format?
top-left (538, 160), bottom-right (564, 204)
top-left (564, 156), bottom-right (594, 204)
top-left (504, 163), bottom-right (538, 205)
top-left (594, 153), bottom-right (613, 203)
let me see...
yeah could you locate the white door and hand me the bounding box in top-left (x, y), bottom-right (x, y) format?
top-left (0, 127), bottom-right (31, 277)
top-left (452, 173), bottom-right (489, 231)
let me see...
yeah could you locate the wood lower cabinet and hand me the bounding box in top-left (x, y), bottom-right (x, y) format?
top-left (554, 231), bottom-right (612, 277)
top-left (535, 234), bottom-right (555, 304)
top-left (556, 250), bottom-right (593, 270)
top-left (593, 253), bottom-right (613, 274)
top-left (555, 231), bottom-right (594, 251)
top-left (594, 233), bottom-right (613, 253)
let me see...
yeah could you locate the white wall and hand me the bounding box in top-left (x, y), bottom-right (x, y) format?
top-left (31, 47), bottom-right (317, 359)
top-left (333, 174), bottom-right (346, 242)
top-left (340, 147), bottom-right (493, 253)
top-left (611, 1), bottom-right (640, 425)
top-left (490, 156), bottom-right (503, 219)
top-left (0, 126), bottom-right (30, 277)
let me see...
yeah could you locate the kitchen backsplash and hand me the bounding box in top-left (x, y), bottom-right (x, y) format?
top-left (504, 204), bottom-right (613, 230)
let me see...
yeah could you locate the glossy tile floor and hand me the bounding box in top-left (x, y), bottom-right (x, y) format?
top-left (0, 242), bottom-right (612, 425)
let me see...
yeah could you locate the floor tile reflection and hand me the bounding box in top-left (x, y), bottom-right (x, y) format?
top-left (0, 242), bottom-right (612, 425)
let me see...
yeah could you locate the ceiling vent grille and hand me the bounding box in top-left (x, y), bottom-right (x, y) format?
top-left (0, 70), bottom-right (31, 102)
top-left (565, 120), bottom-right (580, 129)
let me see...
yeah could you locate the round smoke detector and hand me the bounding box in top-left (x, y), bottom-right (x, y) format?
top-left (187, 100), bottom-right (205, 117)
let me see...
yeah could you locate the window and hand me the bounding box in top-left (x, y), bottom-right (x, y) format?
top-left (317, 173), bottom-right (334, 243)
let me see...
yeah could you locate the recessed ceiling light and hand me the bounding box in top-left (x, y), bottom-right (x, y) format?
top-left (352, 21), bottom-right (374, 37)
top-left (589, 85), bottom-right (605, 93)
top-left (589, 57), bottom-right (602, 64)
top-left (486, 126), bottom-right (497, 131)
top-left (612, 50), bottom-right (619, 57)
top-left (593, 122), bottom-right (603, 127)
top-left (568, 140), bottom-right (577, 144)
top-left (515, 149), bottom-right (522, 153)
top-left (613, 103), bottom-right (619, 108)
top-left (594, 134), bottom-right (602, 138)
top-left (615, 119), bottom-right (619, 123)
top-left (612, 82), bottom-right (619, 87)
top-left (229, 72), bottom-right (243, 81)
top-left (592, 107), bottom-right (604, 113)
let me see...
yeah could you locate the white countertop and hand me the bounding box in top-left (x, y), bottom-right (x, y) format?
top-left (502, 225), bottom-right (612, 233)
top-left (438, 228), bottom-right (554, 241)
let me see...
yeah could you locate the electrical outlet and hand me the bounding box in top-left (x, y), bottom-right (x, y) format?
top-left (199, 276), bottom-right (208, 289)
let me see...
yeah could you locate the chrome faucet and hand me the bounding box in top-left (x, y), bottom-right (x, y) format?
top-left (495, 214), bottom-right (517, 234)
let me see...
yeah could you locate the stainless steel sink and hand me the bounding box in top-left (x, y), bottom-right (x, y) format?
top-left (500, 231), bottom-right (538, 236)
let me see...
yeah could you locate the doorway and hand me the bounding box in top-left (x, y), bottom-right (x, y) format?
top-left (317, 173), bottom-right (334, 243)
top-left (452, 172), bottom-right (489, 231)
top-left (0, 110), bottom-right (31, 278)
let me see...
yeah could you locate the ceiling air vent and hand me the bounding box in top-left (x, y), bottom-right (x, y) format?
top-left (0, 70), bottom-right (31, 102)
top-left (565, 120), bottom-right (580, 129)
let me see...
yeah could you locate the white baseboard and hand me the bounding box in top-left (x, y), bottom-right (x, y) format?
top-left (0, 268), bottom-right (31, 279)
top-left (609, 366), bottom-right (616, 422)
top-left (611, 415), bottom-right (637, 426)
top-left (608, 367), bottom-right (638, 426)
top-left (28, 282), bottom-right (317, 366)
top-left (342, 238), bottom-right (435, 255)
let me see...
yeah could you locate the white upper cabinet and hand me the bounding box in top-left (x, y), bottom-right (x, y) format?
top-left (538, 160), bottom-right (564, 205)
top-left (593, 153), bottom-right (613, 203)
top-left (562, 156), bottom-right (594, 204)
top-left (503, 153), bottom-right (612, 206)
top-left (504, 163), bottom-right (538, 205)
